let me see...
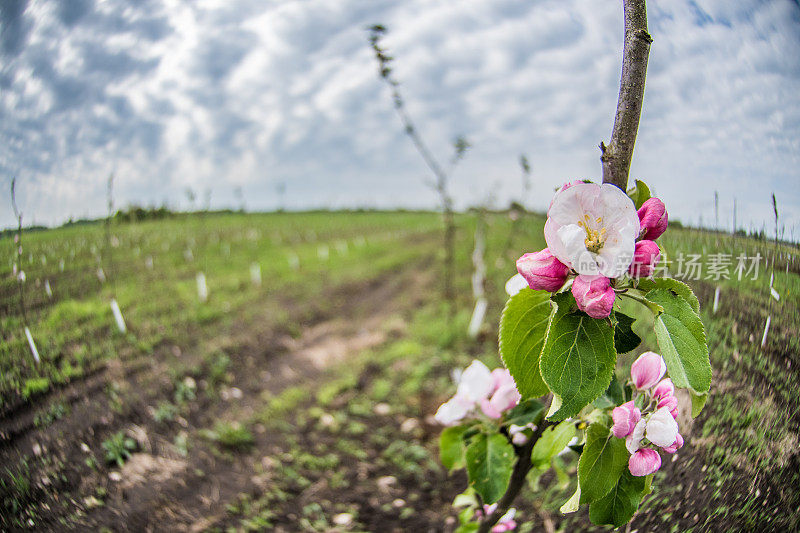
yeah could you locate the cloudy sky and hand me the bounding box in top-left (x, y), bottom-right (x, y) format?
top-left (1, 0), bottom-right (799, 234)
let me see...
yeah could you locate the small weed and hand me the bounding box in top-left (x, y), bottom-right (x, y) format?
top-left (174, 376), bottom-right (197, 405)
top-left (206, 422), bottom-right (254, 451)
top-left (152, 401), bottom-right (178, 423)
top-left (102, 431), bottom-right (137, 467)
top-left (22, 377), bottom-right (50, 399)
top-left (33, 401), bottom-right (69, 428)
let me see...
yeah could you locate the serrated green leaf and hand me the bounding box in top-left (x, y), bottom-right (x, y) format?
top-left (503, 398), bottom-right (545, 428)
top-left (588, 470), bottom-right (646, 527)
top-left (578, 424), bottom-right (629, 504)
top-left (465, 433), bottom-right (515, 504)
top-left (499, 289), bottom-right (555, 398)
top-left (614, 312), bottom-right (641, 354)
top-left (638, 277), bottom-right (700, 315)
top-left (646, 288), bottom-right (712, 395)
top-left (626, 179), bottom-right (651, 210)
top-left (440, 425), bottom-right (470, 471)
top-left (531, 420), bottom-right (576, 467)
top-left (540, 293), bottom-right (617, 420)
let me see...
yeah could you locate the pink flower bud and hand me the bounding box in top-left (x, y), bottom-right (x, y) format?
top-left (657, 394), bottom-right (678, 413)
top-left (516, 249), bottom-right (570, 292)
top-left (629, 448), bottom-right (662, 476)
top-left (611, 401), bottom-right (642, 438)
top-left (571, 275), bottom-right (615, 319)
top-left (652, 378), bottom-right (674, 400)
top-left (671, 406), bottom-right (679, 419)
top-left (628, 240), bottom-right (661, 278)
top-left (511, 432), bottom-right (529, 446)
top-left (637, 197), bottom-right (668, 240)
top-left (631, 352), bottom-right (666, 389)
top-left (662, 433), bottom-right (684, 454)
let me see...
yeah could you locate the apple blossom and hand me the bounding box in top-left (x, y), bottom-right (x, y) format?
top-left (487, 369), bottom-right (521, 414)
top-left (516, 249), bottom-right (570, 292)
top-left (544, 182), bottom-right (640, 278)
top-left (504, 273), bottom-right (529, 297)
top-left (662, 433), bottom-right (684, 454)
top-left (652, 378), bottom-right (674, 401)
top-left (435, 362), bottom-right (521, 424)
top-left (482, 505), bottom-right (517, 533)
top-left (631, 352), bottom-right (667, 389)
top-left (434, 396), bottom-right (471, 425)
top-left (571, 275), bottom-right (616, 319)
top-left (657, 394), bottom-right (678, 414)
top-left (629, 448), bottom-right (661, 476)
top-left (626, 418), bottom-right (647, 454)
top-left (637, 197), bottom-right (668, 240)
top-left (645, 407), bottom-right (680, 447)
top-left (456, 361), bottom-right (494, 403)
top-left (628, 240), bottom-right (661, 278)
top-left (612, 400), bottom-right (642, 438)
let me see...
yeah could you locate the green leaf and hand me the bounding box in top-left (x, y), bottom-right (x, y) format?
top-left (593, 374), bottom-right (625, 409)
top-left (578, 424), bottom-right (629, 504)
top-left (638, 277), bottom-right (700, 315)
top-left (560, 486), bottom-right (581, 514)
top-left (440, 425), bottom-right (470, 471)
top-left (540, 294), bottom-right (617, 420)
top-left (646, 288), bottom-right (712, 396)
top-left (588, 470), bottom-right (646, 527)
top-left (614, 312), bottom-right (641, 354)
top-left (465, 433), bottom-right (515, 504)
top-left (503, 398), bottom-right (545, 428)
top-left (499, 289), bottom-right (555, 398)
top-left (691, 390), bottom-right (708, 417)
top-left (626, 179), bottom-right (651, 210)
top-left (531, 420), bottom-right (576, 467)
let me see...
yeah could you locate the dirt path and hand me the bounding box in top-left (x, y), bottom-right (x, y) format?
top-left (42, 259), bottom-right (435, 531)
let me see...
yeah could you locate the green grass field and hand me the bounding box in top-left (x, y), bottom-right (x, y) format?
top-left (1, 211), bottom-right (797, 531)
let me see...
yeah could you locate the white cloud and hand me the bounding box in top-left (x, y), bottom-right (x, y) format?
top-left (0, 0), bottom-right (798, 234)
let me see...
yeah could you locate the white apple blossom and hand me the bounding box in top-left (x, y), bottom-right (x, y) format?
top-left (645, 406), bottom-right (680, 447)
top-left (456, 360), bottom-right (494, 402)
top-left (544, 182), bottom-right (640, 278)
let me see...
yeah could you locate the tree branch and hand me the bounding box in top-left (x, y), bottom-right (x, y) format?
top-left (601, 0), bottom-right (652, 191)
top-left (477, 420), bottom-right (554, 533)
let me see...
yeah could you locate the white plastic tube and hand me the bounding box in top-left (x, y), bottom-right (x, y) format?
top-left (110, 298), bottom-right (127, 333)
top-left (24, 327), bottom-right (40, 364)
top-left (250, 262), bottom-right (262, 286)
top-left (196, 272), bottom-right (208, 302)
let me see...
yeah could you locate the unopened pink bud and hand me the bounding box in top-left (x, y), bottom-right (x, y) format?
top-left (662, 433), bottom-right (684, 454)
top-left (516, 249), bottom-right (570, 292)
top-left (638, 198), bottom-right (668, 240)
top-left (628, 240), bottom-right (661, 278)
top-left (611, 401), bottom-right (642, 438)
top-left (671, 406), bottom-right (679, 419)
top-left (511, 432), bottom-right (529, 446)
top-left (571, 275), bottom-right (615, 319)
top-left (629, 448), bottom-right (661, 476)
top-left (631, 352), bottom-right (666, 389)
top-left (652, 378), bottom-right (674, 400)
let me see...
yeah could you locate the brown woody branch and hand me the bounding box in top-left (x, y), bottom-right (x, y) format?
top-left (601, 0), bottom-right (652, 191)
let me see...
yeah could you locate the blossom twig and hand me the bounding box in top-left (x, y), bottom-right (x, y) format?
top-left (601, 0), bottom-right (652, 190)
